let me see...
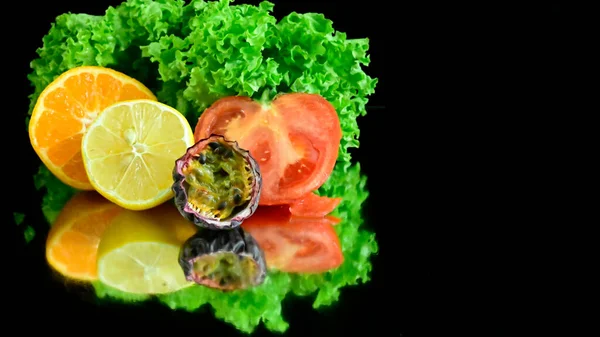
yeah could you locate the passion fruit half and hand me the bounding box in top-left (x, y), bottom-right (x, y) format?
top-left (178, 227), bottom-right (267, 291)
top-left (173, 134), bottom-right (262, 229)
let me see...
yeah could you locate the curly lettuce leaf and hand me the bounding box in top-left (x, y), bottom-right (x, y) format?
top-left (145, 0), bottom-right (377, 160)
top-left (24, 226), bottom-right (36, 243)
top-left (291, 162), bottom-right (377, 307)
top-left (27, 0), bottom-right (378, 333)
top-left (90, 162), bottom-right (375, 333)
top-left (33, 165), bottom-right (76, 225)
top-left (14, 212), bottom-right (36, 243)
top-left (143, 0), bottom-right (281, 119)
top-left (13, 212), bottom-right (25, 225)
top-left (28, 0), bottom-right (377, 162)
top-left (27, 0), bottom-right (188, 115)
top-left (273, 14), bottom-right (376, 162)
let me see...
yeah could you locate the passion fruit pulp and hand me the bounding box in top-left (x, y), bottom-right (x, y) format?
top-left (178, 227), bottom-right (267, 291)
top-left (173, 134), bottom-right (261, 229)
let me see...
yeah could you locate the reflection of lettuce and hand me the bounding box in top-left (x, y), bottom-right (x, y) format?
top-left (33, 166), bottom-right (76, 225)
top-left (27, 0), bottom-right (377, 333)
top-left (14, 212), bottom-right (36, 243)
top-left (93, 162), bottom-right (376, 333)
top-left (37, 161), bottom-right (376, 333)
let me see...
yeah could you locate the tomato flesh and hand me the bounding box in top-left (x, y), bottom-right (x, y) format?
top-left (289, 193), bottom-right (342, 217)
top-left (242, 206), bottom-right (344, 273)
top-left (194, 93), bottom-right (341, 205)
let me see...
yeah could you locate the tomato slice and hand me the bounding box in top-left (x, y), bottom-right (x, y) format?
top-left (289, 193), bottom-right (342, 217)
top-left (194, 93), bottom-right (342, 205)
top-left (242, 206), bottom-right (344, 273)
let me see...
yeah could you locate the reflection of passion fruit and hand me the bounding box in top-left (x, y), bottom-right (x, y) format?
top-left (172, 134), bottom-right (261, 229)
top-left (179, 227), bottom-right (267, 291)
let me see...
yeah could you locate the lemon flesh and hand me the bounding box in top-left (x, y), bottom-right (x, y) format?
top-left (82, 99), bottom-right (195, 210)
top-left (96, 204), bottom-right (197, 294)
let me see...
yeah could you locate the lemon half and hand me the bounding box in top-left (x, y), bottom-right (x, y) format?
top-left (82, 99), bottom-right (195, 210)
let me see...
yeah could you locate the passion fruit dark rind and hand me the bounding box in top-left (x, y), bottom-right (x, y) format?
top-left (173, 134), bottom-right (262, 230)
top-left (179, 227), bottom-right (267, 291)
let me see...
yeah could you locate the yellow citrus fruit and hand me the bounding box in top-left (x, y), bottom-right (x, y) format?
top-left (46, 191), bottom-right (123, 281)
top-left (29, 66), bottom-right (156, 190)
top-left (96, 203), bottom-right (197, 294)
top-left (81, 99), bottom-right (195, 210)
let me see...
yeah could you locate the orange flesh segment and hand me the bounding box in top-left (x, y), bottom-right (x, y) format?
top-left (45, 135), bottom-right (81, 167)
top-left (48, 207), bottom-right (121, 278)
top-left (63, 72), bottom-right (98, 112)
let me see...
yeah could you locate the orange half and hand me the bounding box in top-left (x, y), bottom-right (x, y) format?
top-left (29, 66), bottom-right (156, 190)
top-left (45, 191), bottom-right (123, 281)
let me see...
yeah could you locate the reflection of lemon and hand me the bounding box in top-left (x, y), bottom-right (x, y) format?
top-left (96, 203), bottom-right (198, 294)
top-left (81, 99), bottom-right (195, 211)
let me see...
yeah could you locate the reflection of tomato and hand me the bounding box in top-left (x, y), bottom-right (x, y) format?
top-left (242, 206), bottom-right (344, 273)
top-left (289, 193), bottom-right (342, 217)
top-left (194, 93), bottom-right (342, 205)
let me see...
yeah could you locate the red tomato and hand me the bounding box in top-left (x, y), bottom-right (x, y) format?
top-left (242, 206), bottom-right (344, 273)
top-left (289, 193), bottom-right (342, 217)
top-left (194, 93), bottom-right (342, 205)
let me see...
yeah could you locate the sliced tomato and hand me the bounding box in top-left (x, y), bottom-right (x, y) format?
top-left (289, 193), bottom-right (342, 217)
top-left (242, 206), bottom-right (344, 273)
top-left (325, 215), bottom-right (342, 225)
top-left (194, 93), bottom-right (342, 205)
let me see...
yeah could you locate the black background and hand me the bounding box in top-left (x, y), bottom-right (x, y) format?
top-left (6, 1), bottom-right (563, 336)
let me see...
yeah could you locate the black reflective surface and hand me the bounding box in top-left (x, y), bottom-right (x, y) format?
top-left (11, 1), bottom-right (560, 336)
top-left (12, 0), bottom-right (390, 336)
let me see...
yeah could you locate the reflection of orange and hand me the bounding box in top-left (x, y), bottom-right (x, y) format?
top-left (29, 66), bottom-right (156, 190)
top-left (46, 192), bottom-right (122, 281)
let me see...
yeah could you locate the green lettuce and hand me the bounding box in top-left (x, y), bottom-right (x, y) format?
top-left (26, 0), bottom-right (378, 333)
top-left (14, 212), bottom-right (36, 243)
top-left (46, 162), bottom-right (375, 333)
top-left (38, 161), bottom-right (375, 332)
top-left (28, 0), bottom-right (377, 163)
